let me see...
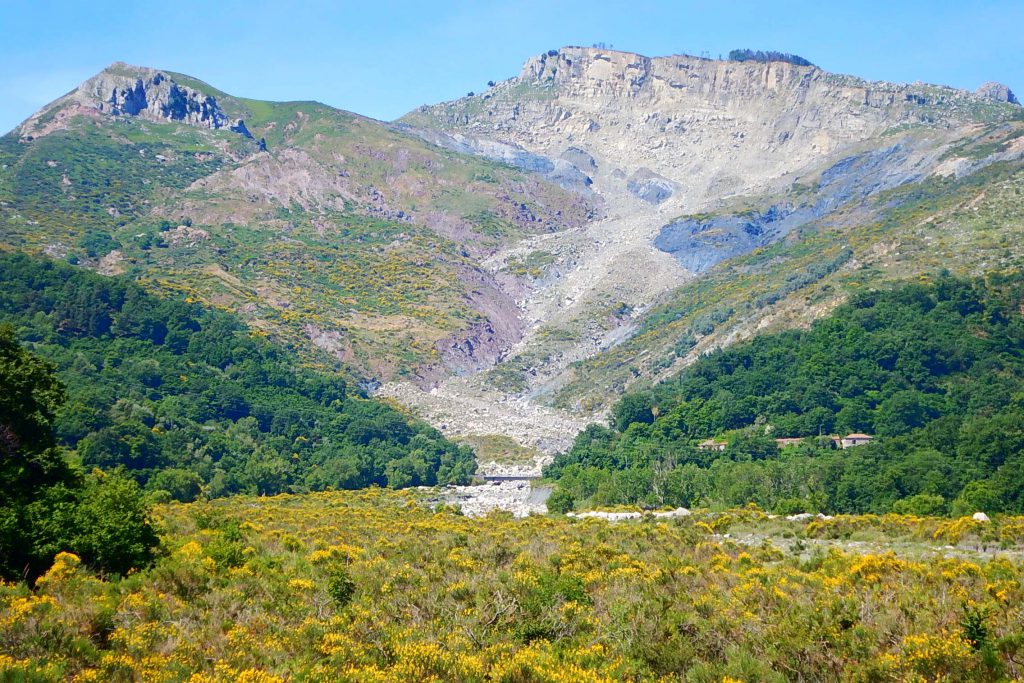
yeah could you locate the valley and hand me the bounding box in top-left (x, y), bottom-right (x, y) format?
top-left (381, 172), bottom-right (689, 470)
top-left (4, 49), bottom-right (1022, 468)
top-left (5, 29), bottom-right (1024, 681)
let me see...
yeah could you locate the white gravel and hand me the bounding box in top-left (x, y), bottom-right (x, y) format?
top-left (441, 481), bottom-right (553, 518)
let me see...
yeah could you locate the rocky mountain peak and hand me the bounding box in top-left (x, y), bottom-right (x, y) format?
top-left (976, 81), bottom-right (1020, 105)
top-left (17, 62), bottom-right (253, 140)
top-left (514, 47), bottom-right (1017, 118)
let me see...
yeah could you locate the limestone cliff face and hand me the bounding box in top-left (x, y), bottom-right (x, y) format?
top-left (406, 47), bottom-right (1019, 211)
top-left (18, 63), bottom-right (252, 139)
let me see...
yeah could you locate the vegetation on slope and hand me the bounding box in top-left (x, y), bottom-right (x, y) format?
top-left (554, 148), bottom-right (1024, 410)
top-left (0, 253), bottom-right (475, 500)
top-left (728, 49), bottom-right (814, 67)
top-left (3, 491), bottom-right (1024, 680)
top-left (0, 88), bottom-right (596, 379)
top-left (0, 326), bottom-right (158, 581)
top-left (547, 273), bottom-right (1024, 516)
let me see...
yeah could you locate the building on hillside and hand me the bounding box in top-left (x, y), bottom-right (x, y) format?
top-left (839, 433), bottom-right (874, 449)
top-left (698, 438), bottom-right (727, 452)
top-left (774, 437), bottom-right (806, 448)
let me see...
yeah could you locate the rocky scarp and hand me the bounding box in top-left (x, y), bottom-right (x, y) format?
top-left (18, 62), bottom-right (253, 139)
top-left (405, 46), bottom-right (1020, 211)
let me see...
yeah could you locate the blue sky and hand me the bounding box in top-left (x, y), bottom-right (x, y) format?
top-left (1, 0), bottom-right (1022, 133)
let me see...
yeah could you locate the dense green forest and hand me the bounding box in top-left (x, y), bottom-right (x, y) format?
top-left (0, 253), bottom-right (475, 501)
top-left (547, 273), bottom-right (1024, 516)
top-left (0, 326), bottom-right (158, 580)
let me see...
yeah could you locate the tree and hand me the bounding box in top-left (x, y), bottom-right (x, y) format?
top-left (951, 481), bottom-right (1001, 516)
top-left (148, 468), bottom-right (204, 502)
top-left (0, 324), bottom-right (66, 454)
top-left (612, 391), bottom-right (655, 431)
top-left (892, 493), bottom-right (947, 516)
top-left (0, 327), bottom-right (158, 580)
top-left (67, 470), bottom-right (160, 575)
top-left (728, 433), bottom-right (779, 461)
top-left (546, 486), bottom-right (574, 514)
top-left (874, 391), bottom-right (943, 437)
top-left (0, 325), bottom-right (73, 579)
top-left (728, 49), bottom-right (813, 67)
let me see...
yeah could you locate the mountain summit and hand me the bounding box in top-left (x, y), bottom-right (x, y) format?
top-left (405, 46), bottom-right (1019, 209)
top-left (17, 63), bottom-right (256, 140)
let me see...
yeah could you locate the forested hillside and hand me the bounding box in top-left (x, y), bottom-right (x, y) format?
top-left (0, 253), bottom-right (475, 500)
top-left (547, 273), bottom-right (1024, 515)
top-left (0, 326), bottom-right (158, 580)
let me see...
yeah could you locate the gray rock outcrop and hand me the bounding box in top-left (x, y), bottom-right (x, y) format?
top-left (19, 62), bottom-right (254, 139)
top-left (654, 143), bottom-right (924, 271)
top-left (561, 147), bottom-right (597, 171)
top-left (976, 81), bottom-right (1019, 104)
top-left (626, 167), bottom-right (675, 204)
top-left (398, 127), bottom-right (594, 193)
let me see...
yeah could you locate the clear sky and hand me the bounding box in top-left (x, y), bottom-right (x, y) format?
top-left (1, 0), bottom-right (1022, 133)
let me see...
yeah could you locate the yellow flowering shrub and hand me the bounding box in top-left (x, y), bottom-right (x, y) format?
top-left (0, 490), bottom-right (1022, 681)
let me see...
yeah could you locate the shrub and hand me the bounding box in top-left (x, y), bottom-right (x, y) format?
top-left (327, 565), bottom-right (356, 608)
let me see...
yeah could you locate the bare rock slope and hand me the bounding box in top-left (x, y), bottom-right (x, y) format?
top-left (387, 47), bottom-right (1021, 458)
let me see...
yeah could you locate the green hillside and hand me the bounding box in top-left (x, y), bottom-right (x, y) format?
top-left (0, 252), bottom-right (475, 500)
top-left (0, 65), bottom-right (597, 381)
top-left (547, 273), bottom-right (1024, 516)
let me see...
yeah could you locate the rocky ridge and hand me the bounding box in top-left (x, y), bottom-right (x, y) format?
top-left (405, 47), bottom-right (1018, 211)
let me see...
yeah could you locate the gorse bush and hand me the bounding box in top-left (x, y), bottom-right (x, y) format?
top-left (2, 490), bottom-right (1024, 680)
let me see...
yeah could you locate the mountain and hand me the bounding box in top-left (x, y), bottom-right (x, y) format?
top-left (395, 46), bottom-right (1024, 447)
top-left (3, 50), bottom-right (1024, 462)
top-left (1, 62), bottom-right (598, 387)
top-left (8, 47), bottom-right (1024, 683)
